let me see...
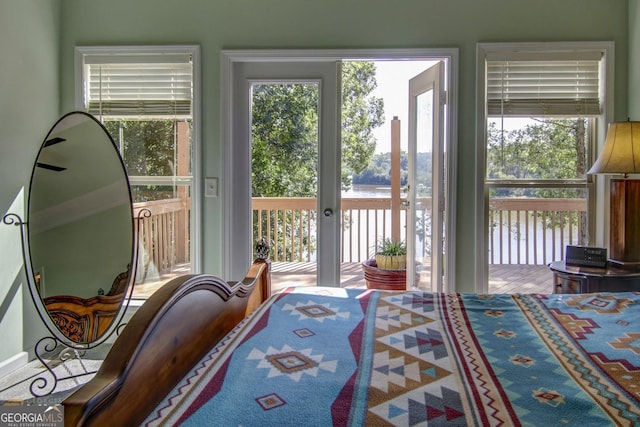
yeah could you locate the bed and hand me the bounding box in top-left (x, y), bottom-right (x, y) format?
top-left (62, 258), bottom-right (640, 426)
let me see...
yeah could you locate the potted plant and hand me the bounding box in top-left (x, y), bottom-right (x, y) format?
top-left (362, 238), bottom-right (407, 290)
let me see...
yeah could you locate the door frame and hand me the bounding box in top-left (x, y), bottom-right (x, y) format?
top-left (220, 49), bottom-right (459, 285)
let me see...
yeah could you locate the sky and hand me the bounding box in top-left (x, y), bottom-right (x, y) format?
top-left (368, 60), bottom-right (438, 153)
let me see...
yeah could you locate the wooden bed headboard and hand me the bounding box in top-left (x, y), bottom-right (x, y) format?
top-left (43, 294), bottom-right (123, 343)
top-left (62, 258), bottom-right (271, 427)
top-left (43, 267), bottom-right (131, 343)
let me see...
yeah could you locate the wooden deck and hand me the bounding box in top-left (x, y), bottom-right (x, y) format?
top-left (131, 261), bottom-right (554, 299)
top-left (271, 262), bottom-right (554, 294)
top-left (487, 264), bottom-right (554, 294)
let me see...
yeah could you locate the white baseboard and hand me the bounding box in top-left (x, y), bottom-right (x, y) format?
top-left (0, 352), bottom-right (28, 380)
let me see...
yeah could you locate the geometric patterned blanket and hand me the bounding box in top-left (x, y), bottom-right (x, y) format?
top-left (143, 288), bottom-right (640, 426)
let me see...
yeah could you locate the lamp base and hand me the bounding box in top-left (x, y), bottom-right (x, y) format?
top-left (609, 179), bottom-right (640, 267)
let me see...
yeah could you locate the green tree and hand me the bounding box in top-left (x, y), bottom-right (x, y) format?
top-left (104, 120), bottom-right (178, 202)
top-left (487, 118), bottom-right (587, 183)
top-left (341, 61), bottom-right (385, 189)
top-left (352, 151), bottom-right (410, 186)
top-left (251, 84), bottom-right (319, 197)
top-left (251, 62), bottom-right (384, 197)
top-left (487, 118), bottom-right (589, 241)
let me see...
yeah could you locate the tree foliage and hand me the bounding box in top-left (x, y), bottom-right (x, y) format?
top-left (353, 151), bottom-right (439, 197)
top-left (104, 119), bottom-right (179, 202)
top-left (251, 61), bottom-right (384, 197)
top-left (251, 84), bottom-right (319, 197)
top-left (341, 62), bottom-right (385, 188)
top-left (487, 118), bottom-right (588, 198)
top-left (104, 120), bottom-right (176, 176)
top-left (486, 117), bottom-right (589, 239)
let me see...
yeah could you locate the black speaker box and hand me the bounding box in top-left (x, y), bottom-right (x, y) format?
top-left (565, 245), bottom-right (607, 268)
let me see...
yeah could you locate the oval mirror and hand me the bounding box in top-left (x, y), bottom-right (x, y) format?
top-left (27, 111), bottom-right (134, 345)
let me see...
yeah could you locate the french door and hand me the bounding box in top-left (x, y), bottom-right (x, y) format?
top-left (222, 50), bottom-right (456, 291)
top-left (226, 60), bottom-right (341, 286)
top-left (407, 62), bottom-right (446, 292)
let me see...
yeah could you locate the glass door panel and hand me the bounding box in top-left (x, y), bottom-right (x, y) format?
top-left (229, 60), bottom-right (340, 288)
top-left (251, 82), bottom-right (320, 290)
top-left (408, 62), bottom-right (445, 292)
top-left (485, 117), bottom-right (591, 292)
top-left (413, 90), bottom-right (433, 290)
top-left (104, 119), bottom-right (193, 299)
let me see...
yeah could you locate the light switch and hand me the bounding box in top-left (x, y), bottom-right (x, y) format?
top-left (205, 177), bottom-right (218, 197)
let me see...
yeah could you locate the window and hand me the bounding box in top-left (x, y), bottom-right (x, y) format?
top-left (477, 42), bottom-right (613, 292)
top-left (75, 46), bottom-right (200, 298)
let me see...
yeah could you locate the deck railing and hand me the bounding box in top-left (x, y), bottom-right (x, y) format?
top-left (252, 196), bottom-right (587, 265)
top-left (488, 198), bottom-right (587, 265)
top-left (133, 198), bottom-right (190, 280)
top-left (129, 196), bottom-right (587, 280)
top-left (253, 197), bottom-right (406, 263)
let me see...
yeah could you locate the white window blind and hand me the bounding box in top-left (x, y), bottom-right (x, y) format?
top-left (83, 53), bottom-right (192, 118)
top-left (486, 51), bottom-right (602, 116)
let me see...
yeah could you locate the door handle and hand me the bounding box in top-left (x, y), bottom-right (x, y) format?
top-left (323, 208), bottom-right (333, 217)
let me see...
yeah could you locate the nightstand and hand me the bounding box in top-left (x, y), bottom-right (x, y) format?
top-left (549, 260), bottom-right (640, 294)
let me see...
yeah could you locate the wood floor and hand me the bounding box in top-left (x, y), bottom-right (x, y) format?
top-left (270, 261), bottom-right (554, 294)
top-left (488, 263), bottom-right (554, 293)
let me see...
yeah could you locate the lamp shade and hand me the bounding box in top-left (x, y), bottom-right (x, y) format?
top-left (588, 121), bottom-right (640, 175)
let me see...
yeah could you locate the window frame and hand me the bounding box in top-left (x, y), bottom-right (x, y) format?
top-left (74, 45), bottom-right (202, 277)
top-left (475, 42), bottom-right (614, 293)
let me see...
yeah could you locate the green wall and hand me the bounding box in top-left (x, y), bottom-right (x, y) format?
top-left (58, 0), bottom-right (629, 291)
top-left (0, 0), bottom-right (636, 364)
top-left (0, 0), bottom-right (61, 364)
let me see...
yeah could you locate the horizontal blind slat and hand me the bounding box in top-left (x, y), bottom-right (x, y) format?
top-left (84, 59), bottom-right (193, 117)
top-left (486, 58), bottom-right (601, 116)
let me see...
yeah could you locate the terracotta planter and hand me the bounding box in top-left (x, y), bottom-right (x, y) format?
top-left (362, 259), bottom-right (406, 290)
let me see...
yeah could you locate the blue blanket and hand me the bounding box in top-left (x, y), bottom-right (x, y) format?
top-left (144, 287), bottom-right (640, 426)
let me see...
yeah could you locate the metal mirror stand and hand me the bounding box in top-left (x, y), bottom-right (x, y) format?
top-left (2, 209), bottom-right (150, 397)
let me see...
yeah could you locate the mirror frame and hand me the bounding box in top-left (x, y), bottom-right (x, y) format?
top-left (25, 111), bottom-right (136, 348)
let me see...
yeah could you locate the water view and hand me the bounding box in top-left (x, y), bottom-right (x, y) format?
top-left (342, 185), bottom-right (581, 266)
